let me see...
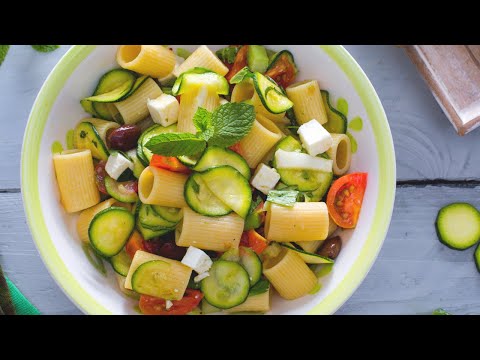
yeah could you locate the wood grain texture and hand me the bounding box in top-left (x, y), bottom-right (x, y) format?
top-left (404, 45), bottom-right (480, 135)
top-left (2, 186), bottom-right (480, 315)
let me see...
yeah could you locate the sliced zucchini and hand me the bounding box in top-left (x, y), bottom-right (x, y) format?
top-left (266, 50), bottom-right (298, 74)
top-left (178, 153), bottom-right (201, 167)
top-left (73, 122), bottom-right (109, 161)
top-left (137, 124), bottom-right (178, 166)
top-left (172, 67), bottom-right (229, 96)
top-left (201, 260), bottom-right (250, 309)
top-left (184, 173), bottom-right (232, 217)
top-left (84, 69), bottom-right (136, 103)
top-left (110, 249), bottom-right (132, 276)
top-left (201, 298), bottom-right (222, 314)
top-left (277, 169), bottom-right (333, 192)
top-left (131, 260), bottom-right (172, 297)
top-left (200, 166), bottom-right (252, 218)
top-left (435, 203), bottom-right (480, 250)
top-left (138, 203), bottom-right (176, 230)
top-left (136, 219), bottom-right (171, 240)
top-left (321, 90), bottom-right (347, 134)
top-left (193, 146), bottom-right (251, 179)
top-left (151, 206), bottom-right (183, 223)
top-left (247, 45), bottom-right (269, 73)
top-left (88, 207), bottom-right (135, 257)
top-left (80, 99), bottom-right (97, 116)
top-left (221, 247), bottom-right (262, 286)
top-left (279, 243), bottom-right (334, 264)
top-left (253, 72), bottom-right (293, 114)
top-left (127, 149), bottom-right (145, 179)
top-left (104, 176), bottom-right (139, 203)
top-left (302, 172), bottom-right (333, 202)
top-left (127, 75), bottom-right (149, 97)
top-left (275, 135), bottom-right (303, 153)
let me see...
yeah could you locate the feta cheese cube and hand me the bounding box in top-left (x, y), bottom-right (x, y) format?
top-left (105, 152), bottom-right (134, 180)
top-left (194, 272), bottom-right (210, 283)
top-left (181, 246), bottom-right (213, 274)
top-left (165, 300), bottom-right (173, 310)
top-left (297, 119), bottom-right (333, 156)
top-left (251, 164), bottom-right (280, 195)
top-left (147, 94), bottom-right (179, 127)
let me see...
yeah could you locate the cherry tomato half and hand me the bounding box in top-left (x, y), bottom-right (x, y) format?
top-left (125, 231), bottom-right (146, 259)
top-left (240, 229), bottom-right (269, 255)
top-left (226, 45), bottom-right (249, 82)
top-left (139, 289), bottom-right (203, 315)
top-left (326, 173), bottom-right (367, 229)
top-left (265, 53), bottom-right (297, 89)
top-left (150, 154), bottom-right (191, 174)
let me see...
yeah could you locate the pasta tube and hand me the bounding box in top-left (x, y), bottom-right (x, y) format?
top-left (173, 45), bottom-right (228, 77)
top-left (138, 166), bottom-right (187, 208)
top-left (117, 45), bottom-right (176, 78)
top-left (286, 80), bottom-right (328, 125)
top-left (326, 134), bottom-right (352, 176)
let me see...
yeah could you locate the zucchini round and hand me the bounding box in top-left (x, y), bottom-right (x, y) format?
top-left (435, 203), bottom-right (480, 250)
top-left (110, 249), bottom-right (132, 276)
top-left (184, 173), bottom-right (232, 217)
top-left (193, 146), bottom-right (251, 179)
top-left (253, 72), bottom-right (293, 114)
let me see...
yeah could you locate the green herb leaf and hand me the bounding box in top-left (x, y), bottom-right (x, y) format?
top-left (248, 196), bottom-right (263, 215)
top-left (216, 46), bottom-right (240, 64)
top-left (267, 190), bottom-right (299, 207)
top-left (145, 133), bottom-right (206, 157)
top-left (31, 45), bottom-right (59, 53)
top-left (193, 107), bottom-right (213, 140)
top-left (176, 48), bottom-right (191, 60)
top-left (208, 103), bottom-right (256, 148)
top-left (229, 66), bottom-right (254, 84)
top-left (249, 279), bottom-right (270, 296)
top-left (0, 45), bottom-right (10, 66)
top-left (432, 308), bottom-right (451, 315)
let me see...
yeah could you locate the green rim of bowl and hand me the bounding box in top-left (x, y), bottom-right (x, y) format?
top-left (21, 45), bottom-right (395, 315)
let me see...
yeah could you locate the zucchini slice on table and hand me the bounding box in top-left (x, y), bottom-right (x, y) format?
top-left (321, 90), bottom-right (347, 134)
top-left (436, 203), bottom-right (480, 250)
top-left (193, 146), bottom-right (251, 179)
top-left (73, 122), bottom-right (109, 161)
top-left (475, 244), bottom-right (480, 273)
top-left (88, 207), bottom-right (135, 257)
top-left (253, 72), bottom-right (293, 114)
top-left (201, 260), bottom-right (250, 309)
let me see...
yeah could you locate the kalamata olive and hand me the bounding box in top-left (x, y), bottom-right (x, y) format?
top-left (143, 237), bottom-right (187, 261)
top-left (317, 236), bottom-right (342, 259)
top-left (107, 125), bottom-right (141, 151)
top-left (94, 161), bottom-right (108, 194)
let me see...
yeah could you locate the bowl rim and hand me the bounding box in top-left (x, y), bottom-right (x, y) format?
top-left (21, 45), bottom-right (396, 315)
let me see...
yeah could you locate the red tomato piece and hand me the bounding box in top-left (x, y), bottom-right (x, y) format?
top-left (139, 289), bottom-right (203, 315)
top-left (150, 154), bottom-right (191, 174)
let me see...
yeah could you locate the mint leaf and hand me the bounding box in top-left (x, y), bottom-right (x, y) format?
top-left (267, 190), bottom-right (299, 207)
top-left (249, 279), bottom-right (270, 296)
top-left (193, 107), bottom-right (213, 141)
top-left (216, 46), bottom-right (240, 64)
top-left (248, 196), bottom-right (263, 215)
top-left (0, 45), bottom-right (10, 66)
top-left (432, 308), bottom-right (451, 315)
top-left (208, 103), bottom-right (255, 148)
top-left (145, 133), bottom-right (206, 157)
top-left (229, 66), bottom-right (254, 84)
top-left (31, 45), bottom-right (59, 53)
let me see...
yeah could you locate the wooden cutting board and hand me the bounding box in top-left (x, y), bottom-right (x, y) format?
top-left (404, 45), bottom-right (480, 135)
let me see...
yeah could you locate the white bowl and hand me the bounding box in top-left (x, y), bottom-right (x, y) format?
top-left (21, 45), bottom-right (396, 314)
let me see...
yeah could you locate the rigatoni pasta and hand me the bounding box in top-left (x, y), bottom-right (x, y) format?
top-left (117, 45), bottom-right (176, 78)
top-left (231, 80), bottom-right (255, 103)
top-left (296, 215), bottom-right (338, 253)
top-left (286, 80), bottom-right (328, 125)
top-left (225, 288), bottom-right (271, 313)
top-left (177, 85), bottom-right (220, 133)
top-left (138, 166), bottom-right (187, 208)
top-left (265, 202), bottom-right (330, 242)
top-left (238, 114), bottom-right (283, 168)
top-left (53, 149), bottom-right (100, 213)
top-left (326, 134), bottom-right (352, 176)
top-left (173, 45), bottom-right (229, 77)
top-left (114, 78), bottom-right (163, 124)
top-left (175, 207), bottom-right (243, 252)
top-left (263, 247), bottom-right (317, 300)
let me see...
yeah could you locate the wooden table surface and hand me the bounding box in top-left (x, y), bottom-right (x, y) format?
top-left (1, 45), bottom-right (479, 315)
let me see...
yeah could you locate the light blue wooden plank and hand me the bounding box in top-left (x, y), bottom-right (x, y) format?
top-left (2, 186), bottom-right (480, 315)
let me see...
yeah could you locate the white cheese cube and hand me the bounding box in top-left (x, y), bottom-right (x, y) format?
top-left (194, 272), bottom-right (210, 283)
top-left (105, 152), bottom-right (134, 180)
top-left (298, 119), bottom-right (333, 156)
top-left (275, 149), bottom-right (333, 173)
top-left (165, 300), bottom-right (173, 310)
top-left (251, 164), bottom-right (280, 195)
top-left (181, 246), bottom-right (213, 274)
top-left (147, 94), bottom-right (179, 127)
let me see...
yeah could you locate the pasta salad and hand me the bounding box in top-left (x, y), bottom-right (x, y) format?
top-left (52, 45), bottom-right (367, 315)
